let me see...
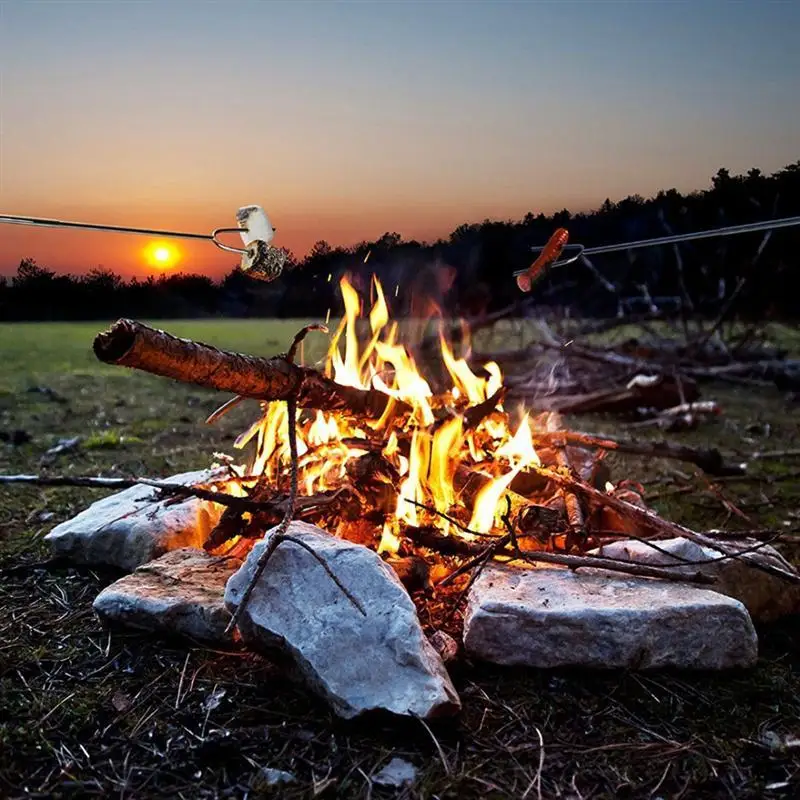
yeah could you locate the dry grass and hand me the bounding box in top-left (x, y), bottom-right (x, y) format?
top-left (1, 319), bottom-right (799, 799)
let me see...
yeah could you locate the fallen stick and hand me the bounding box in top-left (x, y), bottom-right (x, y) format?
top-left (534, 430), bottom-right (744, 477)
top-left (0, 473), bottom-right (345, 519)
top-left (684, 359), bottom-right (795, 379)
top-left (94, 319), bottom-right (405, 418)
top-left (534, 466), bottom-right (800, 585)
top-left (750, 448), bottom-right (800, 461)
top-left (510, 547), bottom-right (716, 584)
top-left (0, 473), bottom-right (269, 509)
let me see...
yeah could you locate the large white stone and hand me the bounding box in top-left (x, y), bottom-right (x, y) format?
top-left (45, 469), bottom-right (226, 571)
top-left (93, 548), bottom-right (240, 643)
top-left (224, 521), bottom-right (461, 720)
top-left (592, 537), bottom-right (800, 623)
top-left (463, 565), bottom-right (758, 670)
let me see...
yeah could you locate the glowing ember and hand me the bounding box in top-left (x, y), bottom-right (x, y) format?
top-left (231, 274), bottom-right (542, 552)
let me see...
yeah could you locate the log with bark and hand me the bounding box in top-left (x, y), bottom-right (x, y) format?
top-left (93, 319), bottom-right (406, 418)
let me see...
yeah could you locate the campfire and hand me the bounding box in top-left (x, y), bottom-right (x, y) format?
top-left (201, 274), bottom-right (584, 568)
top-left (7, 269), bottom-right (798, 720)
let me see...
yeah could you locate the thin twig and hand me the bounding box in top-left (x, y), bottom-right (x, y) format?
top-left (0, 474), bottom-right (274, 511)
top-left (404, 498), bottom-right (499, 538)
top-left (413, 715), bottom-right (451, 776)
top-left (521, 726), bottom-right (545, 800)
top-left (225, 326), bottom-right (363, 635)
top-left (438, 534), bottom-right (512, 587)
top-left (533, 465), bottom-right (800, 585)
top-left (275, 535), bottom-right (365, 615)
top-left (205, 395), bottom-right (246, 425)
top-left (552, 441), bottom-right (586, 547)
top-left (497, 504), bottom-right (715, 584)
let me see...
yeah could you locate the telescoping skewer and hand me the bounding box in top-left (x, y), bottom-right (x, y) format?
top-left (514, 216), bottom-right (800, 292)
top-left (0, 205), bottom-right (287, 282)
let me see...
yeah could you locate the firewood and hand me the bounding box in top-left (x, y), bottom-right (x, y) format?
top-left (405, 525), bottom-right (487, 556)
top-left (524, 375), bottom-right (697, 414)
top-left (0, 473), bottom-right (270, 510)
top-left (463, 387), bottom-right (507, 430)
top-left (517, 499), bottom-right (567, 543)
top-left (427, 508), bottom-right (718, 587)
top-left (552, 444), bottom-right (586, 548)
top-left (93, 319), bottom-right (406, 419)
top-left (534, 466), bottom-right (800, 586)
top-left (534, 430), bottom-right (744, 477)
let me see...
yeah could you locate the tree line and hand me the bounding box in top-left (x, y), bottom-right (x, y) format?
top-left (2, 162), bottom-right (799, 322)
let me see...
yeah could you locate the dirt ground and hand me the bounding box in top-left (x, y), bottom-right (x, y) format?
top-left (1, 320), bottom-right (798, 799)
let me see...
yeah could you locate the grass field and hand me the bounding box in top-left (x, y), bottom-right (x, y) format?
top-left (1, 319), bottom-right (799, 799)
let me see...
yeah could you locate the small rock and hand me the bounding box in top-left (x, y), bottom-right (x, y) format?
top-left (202, 686), bottom-right (227, 711)
top-left (225, 521), bottom-right (461, 719)
top-left (429, 630), bottom-right (459, 664)
top-left (258, 768), bottom-right (296, 787)
top-left (592, 537), bottom-right (800, 623)
top-left (93, 548), bottom-right (239, 643)
top-left (111, 690), bottom-right (133, 712)
top-left (41, 436), bottom-right (81, 464)
top-left (372, 757), bottom-right (418, 788)
top-left (45, 469), bottom-right (226, 571)
top-left (463, 565), bottom-right (757, 670)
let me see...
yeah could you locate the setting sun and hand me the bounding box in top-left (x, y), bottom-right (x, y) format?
top-left (143, 240), bottom-right (180, 270)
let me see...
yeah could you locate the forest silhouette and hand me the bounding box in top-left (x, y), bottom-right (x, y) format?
top-left (2, 163), bottom-right (798, 322)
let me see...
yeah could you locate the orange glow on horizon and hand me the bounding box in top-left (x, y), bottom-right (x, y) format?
top-left (143, 240), bottom-right (181, 271)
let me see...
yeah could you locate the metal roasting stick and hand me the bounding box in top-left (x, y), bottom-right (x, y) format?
top-left (0, 206), bottom-right (287, 282)
top-left (0, 213), bottom-right (219, 241)
top-left (514, 216), bottom-right (800, 281)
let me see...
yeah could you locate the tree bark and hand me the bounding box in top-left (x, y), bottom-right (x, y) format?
top-left (93, 319), bottom-right (402, 418)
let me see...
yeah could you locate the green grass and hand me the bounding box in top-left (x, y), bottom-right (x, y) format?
top-left (0, 319), bottom-right (330, 391)
top-left (1, 318), bottom-right (799, 798)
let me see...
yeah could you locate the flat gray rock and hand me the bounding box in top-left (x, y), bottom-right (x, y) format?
top-left (593, 537), bottom-right (800, 623)
top-left (93, 547), bottom-right (239, 643)
top-left (45, 469), bottom-right (225, 571)
top-left (225, 521), bottom-right (461, 720)
top-left (463, 565), bottom-right (758, 670)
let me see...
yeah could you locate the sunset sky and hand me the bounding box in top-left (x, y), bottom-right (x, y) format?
top-left (1, 0), bottom-right (798, 279)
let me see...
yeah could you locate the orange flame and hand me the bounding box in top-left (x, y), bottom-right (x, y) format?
top-left (233, 275), bottom-right (540, 552)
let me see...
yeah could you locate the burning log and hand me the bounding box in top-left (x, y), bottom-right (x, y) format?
top-left (344, 452), bottom-right (400, 515)
top-left (405, 525), bottom-right (484, 556)
top-left (94, 319), bottom-right (406, 419)
top-left (386, 555), bottom-right (432, 592)
top-left (463, 387), bottom-right (506, 430)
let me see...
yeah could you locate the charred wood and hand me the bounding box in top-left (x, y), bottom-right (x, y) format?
top-left (463, 388), bottom-right (507, 430)
top-left (94, 319), bottom-right (406, 419)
